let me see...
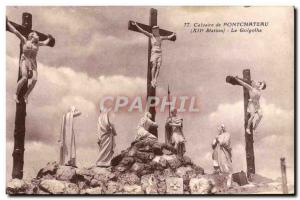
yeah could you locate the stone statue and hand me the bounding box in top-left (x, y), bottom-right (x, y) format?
top-left (132, 21), bottom-right (175, 88)
top-left (165, 108), bottom-right (186, 157)
top-left (7, 17), bottom-right (52, 104)
top-left (234, 76), bottom-right (266, 134)
top-left (96, 111), bottom-right (117, 167)
top-left (212, 124), bottom-right (232, 188)
top-left (135, 112), bottom-right (158, 141)
top-left (59, 106), bottom-right (81, 167)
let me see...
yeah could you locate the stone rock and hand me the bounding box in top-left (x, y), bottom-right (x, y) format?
top-left (120, 156), bottom-right (135, 167)
top-left (123, 184), bottom-right (143, 194)
top-left (75, 168), bottom-right (93, 182)
top-left (138, 164), bottom-right (153, 177)
top-left (157, 181), bottom-right (167, 194)
top-left (181, 156), bottom-right (192, 165)
top-left (92, 167), bottom-right (115, 183)
top-left (39, 179), bottom-right (65, 194)
top-left (152, 142), bottom-right (163, 155)
top-left (111, 153), bottom-right (125, 166)
top-left (163, 154), bottom-right (182, 169)
top-left (6, 179), bottom-right (28, 194)
top-left (189, 177), bottom-right (212, 194)
top-left (26, 179), bottom-right (39, 194)
top-left (130, 162), bottom-right (145, 174)
top-left (166, 177), bottom-right (183, 194)
top-left (36, 162), bottom-right (58, 179)
top-left (193, 165), bottom-right (205, 175)
top-left (163, 168), bottom-right (176, 177)
top-left (176, 166), bottom-right (193, 178)
top-left (56, 165), bottom-right (76, 182)
top-left (135, 151), bottom-right (155, 162)
top-left (118, 173), bottom-right (140, 185)
top-left (65, 182), bottom-right (79, 194)
top-left (162, 148), bottom-right (173, 155)
top-left (80, 186), bottom-right (102, 194)
top-left (105, 181), bottom-right (120, 194)
top-left (114, 165), bottom-right (128, 172)
top-left (141, 174), bottom-right (158, 194)
top-left (152, 156), bottom-right (168, 169)
top-left (90, 179), bottom-right (102, 187)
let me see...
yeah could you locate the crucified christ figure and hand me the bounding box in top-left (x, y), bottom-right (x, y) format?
top-left (7, 17), bottom-right (52, 104)
top-left (132, 21), bottom-right (175, 88)
top-left (234, 76), bottom-right (266, 134)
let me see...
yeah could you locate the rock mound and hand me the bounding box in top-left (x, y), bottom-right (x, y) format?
top-left (7, 139), bottom-right (220, 195)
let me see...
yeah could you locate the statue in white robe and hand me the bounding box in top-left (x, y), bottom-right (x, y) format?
top-left (96, 111), bottom-right (117, 167)
top-left (212, 124), bottom-right (233, 187)
top-left (59, 106), bottom-right (81, 167)
top-left (135, 112), bottom-right (158, 142)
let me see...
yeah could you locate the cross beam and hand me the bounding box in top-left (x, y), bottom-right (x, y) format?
top-left (128, 8), bottom-right (176, 137)
top-left (226, 69), bottom-right (255, 178)
top-left (6, 12), bottom-right (55, 179)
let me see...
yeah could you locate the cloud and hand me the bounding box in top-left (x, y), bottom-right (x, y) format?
top-left (6, 56), bottom-right (146, 145)
top-left (201, 99), bottom-right (294, 181)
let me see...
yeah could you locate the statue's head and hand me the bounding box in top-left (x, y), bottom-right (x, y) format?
top-left (70, 105), bottom-right (76, 112)
top-left (171, 108), bottom-right (177, 117)
top-left (145, 111), bottom-right (152, 119)
top-left (251, 80), bottom-right (266, 90)
top-left (217, 124), bottom-right (226, 134)
top-left (259, 81), bottom-right (266, 90)
top-left (28, 31), bottom-right (39, 43)
top-left (152, 26), bottom-right (160, 36)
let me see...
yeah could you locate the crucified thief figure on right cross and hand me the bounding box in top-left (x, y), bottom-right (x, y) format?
top-left (132, 21), bottom-right (175, 88)
top-left (234, 76), bottom-right (266, 134)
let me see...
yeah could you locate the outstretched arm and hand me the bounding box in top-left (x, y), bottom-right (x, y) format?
top-left (235, 76), bottom-right (252, 90)
top-left (39, 34), bottom-right (52, 46)
top-left (132, 21), bottom-right (152, 37)
top-left (6, 17), bottom-right (26, 43)
top-left (147, 118), bottom-right (158, 128)
top-left (161, 33), bottom-right (176, 40)
top-left (73, 109), bottom-right (81, 117)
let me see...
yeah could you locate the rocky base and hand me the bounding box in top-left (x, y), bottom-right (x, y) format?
top-left (6, 139), bottom-right (289, 195)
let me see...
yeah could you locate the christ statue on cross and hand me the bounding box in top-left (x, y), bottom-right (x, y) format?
top-left (132, 21), bottom-right (175, 88)
top-left (6, 17), bottom-right (53, 104)
top-left (234, 76), bottom-right (266, 134)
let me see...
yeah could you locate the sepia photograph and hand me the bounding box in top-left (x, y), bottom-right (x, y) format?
top-left (5, 6), bottom-right (295, 195)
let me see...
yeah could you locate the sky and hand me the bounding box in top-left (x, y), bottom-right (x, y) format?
top-left (6, 6), bottom-right (294, 183)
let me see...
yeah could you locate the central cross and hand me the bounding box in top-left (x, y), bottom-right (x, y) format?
top-left (128, 8), bottom-right (176, 137)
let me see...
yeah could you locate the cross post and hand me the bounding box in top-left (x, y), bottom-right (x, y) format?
top-left (226, 69), bottom-right (255, 178)
top-left (6, 12), bottom-right (55, 179)
top-left (128, 8), bottom-right (176, 137)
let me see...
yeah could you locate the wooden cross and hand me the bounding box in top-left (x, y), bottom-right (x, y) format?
top-left (226, 69), bottom-right (255, 178)
top-left (6, 12), bottom-right (55, 179)
top-left (128, 8), bottom-right (176, 137)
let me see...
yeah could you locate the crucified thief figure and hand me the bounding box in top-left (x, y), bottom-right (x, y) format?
top-left (132, 22), bottom-right (175, 88)
top-left (235, 76), bottom-right (266, 134)
top-left (7, 17), bottom-right (52, 104)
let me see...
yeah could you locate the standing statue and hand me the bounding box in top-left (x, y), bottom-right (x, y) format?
top-left (6, 17), bottom-right (53, 104)
top-left (165, 108), bottom-right (186, 157)
top-left (132, 21), bottom-right (175, 88)
top-left (135, 112), bottom-right (158, 141)
top-left (96, 111), bottom-right (117, 167)
top-left (212, 124), bottom-right (232, 188)
top-left (59, 106), bottom-right (81, 167)
top-left (234, 76), bottom-right (266, 134)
